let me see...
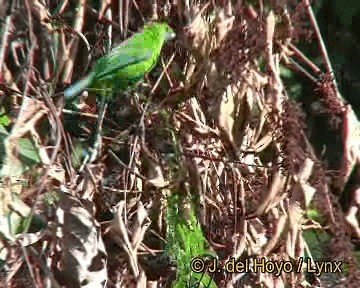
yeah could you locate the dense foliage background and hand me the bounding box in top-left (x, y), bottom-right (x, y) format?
top-left (1, 0), bottom-right (360, 287)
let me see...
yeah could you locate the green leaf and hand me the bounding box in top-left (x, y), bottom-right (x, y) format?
top-left (0, 114), bottom-right (10, 126)
top-left (0, 196), bottom-right (46, 240)
top-left (0, 124), bottom-right (9, 136)
top-left (166, 194), bottom-right (217, 287)
top-left (70, 141), bottom-right (86, 168)
top-left (306, 207), bottom-right (325, 225)
top-left (280, 65), bottom-right (294, 79)
top-left (303, 229), bottom-right (331, 260)
top-left (18, 138), bottom-right (41, 166)
top-left (190, 272), bottom-right (218, 288)
top-left (0, 125), bottom-right (8, 165)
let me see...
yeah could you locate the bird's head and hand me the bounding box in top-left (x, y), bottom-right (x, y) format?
top-left (145, 22), bottom-right (176, 42)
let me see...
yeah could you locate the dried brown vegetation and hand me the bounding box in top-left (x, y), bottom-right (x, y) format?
top-left (1, 0), bottom-right (360, 287)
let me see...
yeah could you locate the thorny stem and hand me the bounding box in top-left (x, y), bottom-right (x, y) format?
top-left (304, 0), bottom-right (340, 97)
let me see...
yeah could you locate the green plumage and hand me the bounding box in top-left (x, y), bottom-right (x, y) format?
top-left (64, 23), bottom-right (175, 98)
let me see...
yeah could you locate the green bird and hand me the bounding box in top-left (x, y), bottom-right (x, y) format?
top-left (64, 22), bottom-right (175, 98)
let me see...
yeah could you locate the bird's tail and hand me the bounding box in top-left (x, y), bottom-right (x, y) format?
top-left (64, 73), bottom-right (94, 98)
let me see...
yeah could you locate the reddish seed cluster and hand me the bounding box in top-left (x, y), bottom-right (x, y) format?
top-left (282, 101), bottom-right (308, 173)
top-left (291, 1), bottom-right (314, 43)
top-left (212, 17), bottom-right (264, 81)
top-left (314, 73), bottom-right (345, 115)
top-left (267, 100), bottom-right (308, 173)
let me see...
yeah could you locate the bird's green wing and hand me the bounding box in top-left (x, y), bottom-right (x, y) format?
top-left (94, 46), bottom-right (153, 81)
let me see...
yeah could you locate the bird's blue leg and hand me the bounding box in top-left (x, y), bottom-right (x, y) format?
top-left (89, 96), bottom-right (107, 162)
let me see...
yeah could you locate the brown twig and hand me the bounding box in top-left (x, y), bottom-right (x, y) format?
top-left (0, 0), bottom-right (14, 75)
top-left (289, 42), bottom-right (321, 76)
top-left (287, 57), bottom-right (317, 83)
top-left (119, 0), bottom-right (131, 38)
top-left (23, 0), bottom-right (37, 97)
top-left (62, 0), bottom-right (87, 84)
